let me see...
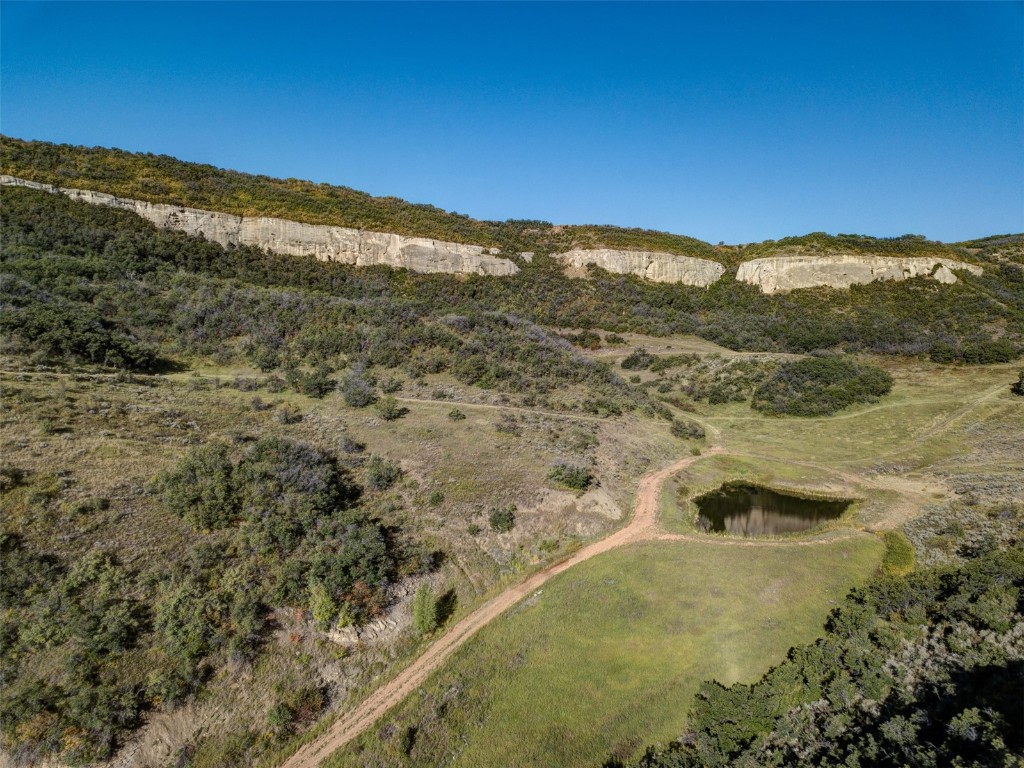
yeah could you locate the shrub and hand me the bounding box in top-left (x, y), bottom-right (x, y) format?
top-left (621, 348), bottom-right (655, 370)
top-left (0, 464), bottom-right (26, 492)
top-left (1012, 370), bottom-right (1024, 396)
top-left (751, 356), bottom-right (893, 416)
top-left (488, 506), bottom-right (516, 533)
top-left (448, 408), bottom-right (466, 421)
top-left (375, 395), bottom-right (406, 421)
top-left (307, 580), bottom-right (338, 631)
top-left (365, 456), bottom-right (403, 491)
top-left (411, 583), bottom-right (439, 636)
top-left (274, 404), bottom-right (302, 424)
top-left (670, 419), bottom-right (705, 440)
top-left (155, 443), bottom-right (237, 530)
top-left (400, 726), bottom-right (417, 756)
top-left (341, 371), bottom-right (377, 407)
top-left (299, 365), bottom-right (336, 398)
top-left (547, 463), bottom-right (593, 491)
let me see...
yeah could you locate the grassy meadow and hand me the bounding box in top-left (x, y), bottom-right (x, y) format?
top-left (326, 537), bottom-right (883, 768)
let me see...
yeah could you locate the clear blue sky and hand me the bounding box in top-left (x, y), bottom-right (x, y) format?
top-left (2, 1), bottom-right (1022, 243)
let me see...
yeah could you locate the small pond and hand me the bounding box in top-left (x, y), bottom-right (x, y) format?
top-left (694, 482), bottom-right (851, 536)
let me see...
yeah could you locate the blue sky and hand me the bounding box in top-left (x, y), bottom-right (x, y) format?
top-left (2, 2), bottom-right (1022, 243)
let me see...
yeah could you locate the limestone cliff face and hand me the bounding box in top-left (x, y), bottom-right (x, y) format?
top-left (736, 254), bottom-right (982, 294)
top-left (554, 248), bottom-right (725, 287)
top-left (0, 176), bottom-right (519, 277)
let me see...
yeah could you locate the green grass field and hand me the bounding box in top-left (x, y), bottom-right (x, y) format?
top-left (327, 536), bottom-right (883, 768)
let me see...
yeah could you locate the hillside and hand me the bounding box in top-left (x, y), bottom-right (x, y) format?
top-left (0, 136), bottom-right (718, 260)
top-left (1, 140), bottom-right (1022, 768)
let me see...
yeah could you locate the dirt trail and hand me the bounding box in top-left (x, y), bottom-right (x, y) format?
top-left (281, 447), bottom-right (724, 768)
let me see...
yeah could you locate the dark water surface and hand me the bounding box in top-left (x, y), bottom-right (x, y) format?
top-left (694, 483), bottom-right (850, 536)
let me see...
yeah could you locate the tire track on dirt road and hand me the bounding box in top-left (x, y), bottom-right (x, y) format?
top-left (280, 447), bottom-right (724, 768)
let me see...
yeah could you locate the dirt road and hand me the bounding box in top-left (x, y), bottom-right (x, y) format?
top-left (280, 447), bottom-right (723, 768)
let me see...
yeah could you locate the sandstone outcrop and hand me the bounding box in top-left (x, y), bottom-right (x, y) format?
top-left (736, 254), bottom-right (982, 294)
top-left (554, 248), bottom-right (725, 286)
top-left (0, 175), bottom-right (519, 277)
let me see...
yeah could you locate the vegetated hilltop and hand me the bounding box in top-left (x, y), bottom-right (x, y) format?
top-left (0, 135), bottom-right (716, 260)
top-left (2, 171), bottom-right (1023, 367)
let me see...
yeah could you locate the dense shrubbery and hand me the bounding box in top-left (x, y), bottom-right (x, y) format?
top-left (0, 546), bottom-right (147, 763)
top-left (0, 186), bottom-right (652, 416)
top-left (648, 355), bottom-right (775, 406)
top-left (626, 547), bottom-right (1024, 768)
top-left (2, 186), bottom-right (1020, 394)
top-left (547, 463), bottom-right (593, 491)
top-left (671, 419), bottom-right (705, 440)
top-left (751, 356), bottom-right (893, 416)
top-left (0, 438), bottom-right (399, 764)
top-left (621, 348), bottom-right (656, 370)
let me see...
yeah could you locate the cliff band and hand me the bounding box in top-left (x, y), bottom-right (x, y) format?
top-left (0, 175), bottom-right (519, 277)
top-left (736, 254), bottom-right (983, 294)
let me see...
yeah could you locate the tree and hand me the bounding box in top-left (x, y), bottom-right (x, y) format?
top-left (411, 583), bottom-right (439, 636)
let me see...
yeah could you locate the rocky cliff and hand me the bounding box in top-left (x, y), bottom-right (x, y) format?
top-left (554, 248), bottom-right (725, 286)
top-left (0, 176), bottom-right (519, 277)
top-left (736, 254), bottom-right (983, 294)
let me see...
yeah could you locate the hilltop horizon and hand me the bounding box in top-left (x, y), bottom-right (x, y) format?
top-left (3, 134), bottom-right (1020, 250)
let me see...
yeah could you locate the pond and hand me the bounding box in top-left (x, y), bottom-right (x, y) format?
top-left (694, 482), bottom-right (850, 536)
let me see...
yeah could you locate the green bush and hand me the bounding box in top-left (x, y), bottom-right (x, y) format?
top-left (1012, 370), bottom-right (1024, 396)
top-left (412, 583), bottom-right (439, 636)
top-left (751, 356), bottom-right (893, 416)
top-left (488, 506), bottom-right (516, 533)
top-left (307, 580), bottom-right (339, 631)
top-left (670, 419), bottom-right (705, 440)
top-left (155, 443), bottom-right (237, 530)
top-left (621, 348), bottom-right (655, 370)
top-left (341, 371), bottom-right (377, 407)
top-left (375, 395), bottom-right (406, 421)
top-left (365, 455), bottom-right (403, 491)
top-left (547, 463), bottom-right (593, 491)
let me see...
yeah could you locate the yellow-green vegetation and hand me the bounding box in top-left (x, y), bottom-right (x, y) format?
top-left (326, 537), bottom-right (883, 768)
top-left (880, 530), bottom-right (916, 575)
top-left (0, 135), bottom-right (716, 258)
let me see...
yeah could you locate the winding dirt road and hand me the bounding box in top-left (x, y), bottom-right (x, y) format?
top-left (281, 447), bottom-right (724, 768)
